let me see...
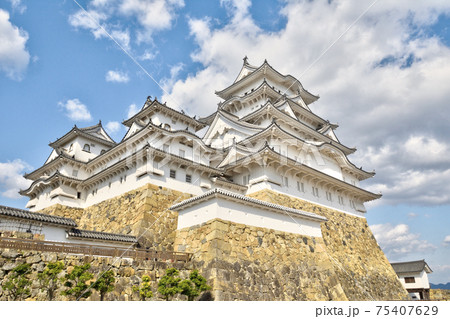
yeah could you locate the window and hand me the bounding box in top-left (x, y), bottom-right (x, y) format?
top-left (163, 144), bottom-right (169, 152)
top-left (243, 174), bottom-right (251, 185)
top-left (72, 169), bottom-right (78, 178)
top-left (312, 187), bottom-right (319, 197)
top-left (179, 150), bottom-right (185, 158)
top-left (77, 192), bottom-right (81, 199)
top-left (185, 174), bottom-right (192, 183)
top-left (283, 176), bottom-right (289, 187)
top-left (163, 124), bottom-right (171, 130)
top-left (297, 181), bottom-right (305, 192)
top-left (170, 169), bottom-right (176, 179)
top-left (326, 191), bottom-right (333, 201)
top-left (404, 277), bottom-right (415, 284)
top-left (350, 200), bottom-right (357, 209)
top-left (83, 144), bottom-right (90, 152)
top-left (100, 149), bottom-right (106, 155)
top-left (338, 195), bottom-right (345, 205)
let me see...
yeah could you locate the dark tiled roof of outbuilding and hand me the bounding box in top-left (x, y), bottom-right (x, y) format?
top-left (391, 260), bottom-right (432, 274)
top-left (67, 229), bottom-right (137, 243)
top-left (0, 205), bottom-right (77, 227)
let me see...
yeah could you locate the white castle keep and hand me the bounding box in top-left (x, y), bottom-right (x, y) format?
top-left (21, 58), bottom-right (380, 236)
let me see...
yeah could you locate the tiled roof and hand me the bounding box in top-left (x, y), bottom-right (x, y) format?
top-left (67, 229), bottom-right (137, 243)
top-left (0, 205), bottom-right (77, 227)
top-left (170, 188), bottom-right (327, 222)
top-left (391, 260), bottom-right (433, 274)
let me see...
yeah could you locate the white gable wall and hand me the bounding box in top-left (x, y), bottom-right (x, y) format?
top-left (176, 197), bottom-right (323, 237)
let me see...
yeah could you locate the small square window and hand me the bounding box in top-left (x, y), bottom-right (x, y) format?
top-left (163, 144), bottom-right (169, 152)
top-left (185, 174), bottom-right (192, 183)
top-left (72, 169), bottom-right (78, 177)
top-left (404, 277), bottom-right (415, 283)
top-left (170, 169), bottom-right (176, 179)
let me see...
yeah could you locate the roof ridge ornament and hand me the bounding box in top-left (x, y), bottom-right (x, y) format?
top-left (243, 56), bottom-right (248, 65)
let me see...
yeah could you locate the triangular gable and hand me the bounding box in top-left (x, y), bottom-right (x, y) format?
top-left (322, 127), bottom-right (340, 143)
top-left (202, 112), bottom-right (262, 146)
top-left (217, 145), bottom-right (253, 168)
top-left (122, 121), bottom-right (144, 141)
top-left (276, 102), bottom-right (299, 120)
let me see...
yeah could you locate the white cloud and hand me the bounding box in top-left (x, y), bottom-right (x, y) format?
top-left (139, 49), bottom-right (157, 61)
top-left (160, 0), bottom-right (450, 206)
top-left (127, 103), bottom-right (139, 118)
top-left (105, 121), bottom-right (122, 134)
top-left (68, 9), bottom-right (108, 38)
top-left (0, 159), bottom-right (32, 199)
top-left (8, 0), bottom-right (26, 14)
top-left (371, 223), bottom-right (436, 258)
top-left (58, 98), bottom-right (93, 121)
top-left (105, 70), bottom-right (130, 83)
top-left (443, 235), bottom-right (450, 247)
top-left (161, 63), bottom-right (184, 92)
top-left (0, 9), bottom-right (30, 80)
top-left (119, 0), bottom-right (185, 43)
top-left (68, 0), bottom-right (184, 46)
top-left (407, 212), bottom-right (418, 219)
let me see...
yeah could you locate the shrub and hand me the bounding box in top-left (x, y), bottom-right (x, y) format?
top-left (2, 263), bottom-right (32, 301)
top-left (157, 268), bottom-right (182, 301)
top-left (37, 261), bottom-right (65, 301)
top-left (92, 270), bottom-right (115, 301)
top-left (179, 269), bottom-right (212, 301)
top-left (62, 263), bottom-right (94, 300)
top-left (132, 275), bottom-right (153, 301)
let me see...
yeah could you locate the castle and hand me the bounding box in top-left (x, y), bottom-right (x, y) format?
top-left (16, 58), bottom-right (407, 300)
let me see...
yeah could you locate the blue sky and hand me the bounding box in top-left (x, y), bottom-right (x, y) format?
top-left (1, 0), bottom-right (450, 284)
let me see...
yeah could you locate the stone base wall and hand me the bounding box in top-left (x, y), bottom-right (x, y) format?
top-left (175, 219), bottom-right (347, 300)
top-left (247, 189), bottom-right (408, 300)
top-left (0, 249), bottom-right (198, 301)
top-left (32, 184), bottom-right (408, 300)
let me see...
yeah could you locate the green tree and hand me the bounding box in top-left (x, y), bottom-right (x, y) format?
top-left (37, 261), bottom-right (65, 301)
top-left (179, 269), bottom-right (212, 301)
top-left (132, 275), bottom-right (153, 301)
top-left (1, 263), bottom-right (32, 301)
top-left (62, 263), bottom-right (94, 300)
top-left (92, 270), bottom-right (115, 301)
top-left (157, 268), bottom-right (182, 300)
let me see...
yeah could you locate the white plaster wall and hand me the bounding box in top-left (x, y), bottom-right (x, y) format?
top-left (64, 137), bottom-right (107, 162)
top-left (150, 113), bottom-right (196, 133)
top-left (399, 271), bottom-right (430, 290)
top-left (246, 177), bottom-right (366, 218)
top-left (176, 197), bottom-right (323, 237)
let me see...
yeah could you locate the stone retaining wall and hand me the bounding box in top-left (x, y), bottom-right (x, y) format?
top-left (0, 248), bottom-right (198, 301)
top-left (31, 184), bottom-right (408, 300)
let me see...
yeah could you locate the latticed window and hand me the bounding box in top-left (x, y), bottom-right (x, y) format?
top-left (170, 169), bottom-right (176, 179)
top-left (405, 277), bottom-right (415, 283)
top-left (0, 219), bottom-right (43, 234)
top-left (185, 174), bottom-right (192, 183)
